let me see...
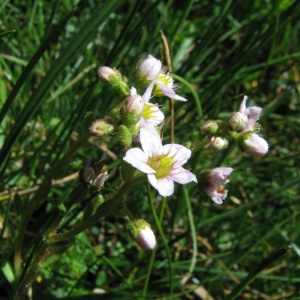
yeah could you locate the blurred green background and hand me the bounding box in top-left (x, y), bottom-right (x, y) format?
top-left (1, 0), bottom-right (300, 299)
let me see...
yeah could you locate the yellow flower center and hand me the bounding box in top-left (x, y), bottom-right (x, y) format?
top-left (143, 103), bottom-right (154, 120)
top-left (148, 154), bottom-right (174, 179)
top-left (152, 74), bottom-right (173, 96)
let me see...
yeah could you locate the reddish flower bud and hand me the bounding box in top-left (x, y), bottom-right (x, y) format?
top-left (126, 219), bottom-right (156, 250)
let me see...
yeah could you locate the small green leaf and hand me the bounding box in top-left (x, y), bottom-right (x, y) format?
top-left (1, 262), bottom-right (15, 284)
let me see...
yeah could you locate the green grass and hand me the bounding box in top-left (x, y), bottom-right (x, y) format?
top-left (1, 0), bottom-right (300, 299)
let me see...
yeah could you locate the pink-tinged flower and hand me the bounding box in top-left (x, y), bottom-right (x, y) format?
top-left (123, 129), bottom-right (197, 197)
top-left (239, 132), bottom-right (268, 157)
top-left (136, 55), bottom-right (162, 82)
top-left (198, 167), bottom-right (233, 204)
top-left (233, 95), bottom-right (262, 132)
top-left (126, 219), bottom-right (156, 250)
top-left (152, 72), bottom-right (187, 101)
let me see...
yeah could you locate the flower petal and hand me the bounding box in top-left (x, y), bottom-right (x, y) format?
top-left (147, 173), bottom-right (158, 190)
top-left (162, 144), bottom-right (192, 168)
top-left (156, 177), bottom-right (174, 197)
top-left (245, 106), bottom-right (262, 130)
top-left (130, 86), bottom-right (138, 96)
top-left (169, 167), bottom-right (197, 184)
top-left (210, 167), bottom-right (233, 187)
top-left (140, 127), bottom-right (162, 157)
top-left (142, 81), bottom-right (155, 103)
top-left (157, 82), bottom-right (187, 101)
top-left (205, 187), bottom-right (228, 204)
top-left (238, 95), bottom-right (248, 113)
top-left (123, 148), bottom-right (155, 174)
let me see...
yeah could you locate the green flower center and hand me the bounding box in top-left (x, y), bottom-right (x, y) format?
top-left (148, 154), bottom-right (174, 179)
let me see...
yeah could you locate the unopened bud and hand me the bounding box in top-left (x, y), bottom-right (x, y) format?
top-left (97, 66), bottom-right (129, 96)
top-left (136, 55), bottom-right (162, 83)
top-left (125, 95), bottom-right (144, 116)
top-left (228, 112), bottom-right (248, 132)
top-left (210, 137), bottom-right (228, 151)
top-left (126, 219), bottom-right (156, 250)
top-left (117, 125), bottom-right (132, 148)
top-left (89, 119), bottom-right (114, 137)
top-left (97, 66), bottom-right (119, 83)
top-left (201, 120), bottom-right (223, 136)
top-left (238, 133), bottom-right (268, 157)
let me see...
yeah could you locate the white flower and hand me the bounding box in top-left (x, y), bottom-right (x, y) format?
top-left (130, 84), bottom-right (164, 131)
top-left (199, 167), bottom-right (233, 204)
top-left (123, 129), bottom-right (197, 197)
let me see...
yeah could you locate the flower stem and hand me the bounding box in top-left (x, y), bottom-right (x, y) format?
top-left (143, 182), bottom-right (173, 296)
top-left (192, 136), bottom-right (210, 154)
top-left (161, 30), bottom-right (174, 143)
top-left (48, 174), bottom-right (146, 242)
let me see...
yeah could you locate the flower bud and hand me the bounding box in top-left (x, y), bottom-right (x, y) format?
top-left (126, 219), bottom-right (156, 250)
top-left (97, 66), bottom-right (129, 96)
top-left (97, 66), bottom-right (119, 83)
top-left (228, 112), bottom-right (248, 132)
top-left (238, 133), bottom-right (268, 157)
top-left (136, 55), bottom-right (162, 83)
top-left (210, 137), bottom-right (228, 151)
top-left (125, 95), bottom-right (144, 116)
top-left (201, 120), bottom-right (223, 136)
top-left (117, 125), bottom-right (132, 148)
top-left (89, 119), bottom-right (114, 137)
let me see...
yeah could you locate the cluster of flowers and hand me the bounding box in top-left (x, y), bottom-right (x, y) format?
top-left (96, 55), bottom-right (198, 198)
top-left (201, 95), bottom-right (268, 157)
top-left (85, 55), bottom-right (268, 250)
